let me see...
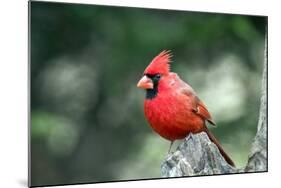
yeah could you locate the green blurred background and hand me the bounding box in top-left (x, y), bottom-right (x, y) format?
top-left (30, 1), bottom-right (267, 186)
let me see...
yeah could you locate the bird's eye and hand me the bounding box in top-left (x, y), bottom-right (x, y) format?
top-left (155, 74), bottom-right (161, 79)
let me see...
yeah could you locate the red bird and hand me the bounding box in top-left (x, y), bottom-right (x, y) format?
top-left (137, 50), bottom-right (235, 167)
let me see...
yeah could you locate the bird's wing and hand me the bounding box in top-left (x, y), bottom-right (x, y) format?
top-left (193, 96), bottom-right (216, 126)
top-left (178, 80), bottom-right (216, 126)
top-left (171, 73), bottom-right (216, 126)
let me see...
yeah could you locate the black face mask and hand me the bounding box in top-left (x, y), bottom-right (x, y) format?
top-left (145, 74), bottom-right (161, 100)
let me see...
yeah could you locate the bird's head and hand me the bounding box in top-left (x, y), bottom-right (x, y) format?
top-left (137, 50), bottom-right (172, 99)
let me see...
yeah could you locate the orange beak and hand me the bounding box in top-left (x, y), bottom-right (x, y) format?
top-left (137, 75), bottom-right (153, 89)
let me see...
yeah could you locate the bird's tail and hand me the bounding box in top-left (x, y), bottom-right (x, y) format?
top-left (203, 126), bottom-right (235, 167)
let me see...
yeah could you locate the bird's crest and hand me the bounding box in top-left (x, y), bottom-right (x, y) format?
top-left (144, 50), bottom-right (172, 75)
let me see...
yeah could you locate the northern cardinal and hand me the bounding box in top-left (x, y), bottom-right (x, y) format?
top-left (137, 50), bottom-right (235, 167)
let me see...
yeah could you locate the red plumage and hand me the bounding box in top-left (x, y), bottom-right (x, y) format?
top-left (144, 50), bottom-right (172, 75)
top-left (137, 50), bottom-right (235, 166)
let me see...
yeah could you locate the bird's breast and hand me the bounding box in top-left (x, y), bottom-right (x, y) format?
top-left (144, 93), bottom-right (204, 141)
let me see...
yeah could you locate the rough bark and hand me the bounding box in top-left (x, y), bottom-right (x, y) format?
top-left (244, 34), bottom-right (268, 173)
top-left (161, 37), bottom-right (267, 177)
top-left (161, 132), bottom-right (238, 177)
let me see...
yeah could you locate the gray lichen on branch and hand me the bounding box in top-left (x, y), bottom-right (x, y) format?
top-left (161, 132), bottom-right (238, 177)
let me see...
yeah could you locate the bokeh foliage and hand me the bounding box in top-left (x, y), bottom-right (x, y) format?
top-left (30, 1), bottom-right (267, 186)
